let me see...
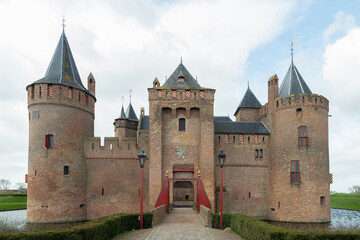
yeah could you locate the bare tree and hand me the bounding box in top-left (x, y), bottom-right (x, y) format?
top-left (0, 179), bottom-right (11, 190)
top-left (15, 183), bottom-right (26, 191)
top-left (348, 185), bottom-right (360, 194)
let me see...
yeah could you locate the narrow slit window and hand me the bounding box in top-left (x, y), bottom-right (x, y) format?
top-left (249, 192), bottom-right (251, 199)
top-left (102, 188), bottom-right (104, 196)
top-left (179, 118), bottom-right (185, 131)
top-left (64, 166), bottom-right (69, 175)
top-left (39, 86), bottom-right (42, 98)
top-left (233, 136), bottom-right (236, 142)
top-left (291, 160), bottom-right (300, 183)
top-left (255, 149), bottom-right (259, 158)
top-left (45, 134), bottom-right (54, 149)
top-left (259, 149), bottom-right (263, 158)
top-left (92, 143), bottom-right (94, 150)
top-left (59, 87), bottom-right (62, 98)
top-left (320, 196), bottom-right (325, 205)
top-left (218, 136), bottom-right (221, 142)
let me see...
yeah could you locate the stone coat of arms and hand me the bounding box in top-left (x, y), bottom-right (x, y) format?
top-left (176, 147), bottom-right (186, 160)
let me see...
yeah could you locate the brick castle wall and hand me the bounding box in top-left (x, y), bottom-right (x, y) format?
top-left (27, 83), bottom-right (95, 223)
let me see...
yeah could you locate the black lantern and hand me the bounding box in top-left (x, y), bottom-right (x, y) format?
top-left (218, 149), bottom-right (226, 168)
top-left (138, 150), bottom-right (147, 168)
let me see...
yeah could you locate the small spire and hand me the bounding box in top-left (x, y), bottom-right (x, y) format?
top-left (62, 15), bottom-right (66, 32)
top-left (122, 96), bottom-right (124, 106)
top-left (129, 90), bottom-right (132, 103)
top-left (291, 41), bottom-right (295, 62)
top-left (247, 81), bottom-right (249, 89)
top-left (165, 75), bottom-right (167, 80)
top-left (180, 56), bottom-right (182, 64)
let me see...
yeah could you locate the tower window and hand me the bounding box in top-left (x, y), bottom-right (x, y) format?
top-left (45, 134), bottom-right (54, 149)
top-left (296, 108), bottom-right (302, 118)
top-left (291, 160), bottom-right (300, 183)
top-left (64, 166), bottom-right (69, 175)
top-left (90, 79), bottom-right (93, 83)
top-left (31, 86), bottom-right (34, 98)
top-left (298, 126), bottom-right (309, 147)
top-left (102, 188), bottom-right (104, 196)
top-left (179, 118), bottom-right (185, 131)
top-left (218, 136), bottom-right (221, 142)
top-left (59, 87), bottom-right (62, 98)
top-left (320, 196), bottom-right (325, 205)
top-left (259, 149), bottom-right (263, 158)
top-left (255, 149), bottom-right (259, 158)
top-left (39, 86), bottom-right (42, 98)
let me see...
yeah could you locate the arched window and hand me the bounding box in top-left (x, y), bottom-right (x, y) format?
top-left (179, 118), bottom-right (185, 131)
top-left (298, 126), bottom-right (309, 147)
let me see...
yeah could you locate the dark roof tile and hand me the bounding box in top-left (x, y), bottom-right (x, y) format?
top-left (279, 61), bottom-right (312, 100)
top-left (215, 121), bottom-right (270, 134)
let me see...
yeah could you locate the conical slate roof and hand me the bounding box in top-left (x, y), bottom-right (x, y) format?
top-left (279, 61), bottom-right (312, 100)
top-left (125, 103), bottom-right (138, 121)
top-left (32, 30), bottom-right (93, 96)
top-left (162, 62), bottom-right (201, 88)
top-left (235, 86), bottom-right (262, 111)
top-left (119, 106), bottom-right (126, 118)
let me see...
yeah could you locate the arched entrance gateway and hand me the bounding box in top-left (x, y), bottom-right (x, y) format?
top-left (154, 164), bottom-right (211, 212)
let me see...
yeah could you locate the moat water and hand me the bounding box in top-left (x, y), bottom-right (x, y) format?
top-left (0, 208), bottom-right (359, 232)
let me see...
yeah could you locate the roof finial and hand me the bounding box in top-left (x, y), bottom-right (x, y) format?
top-left (129, 90), bottom-right (132, 103)
top-left (122, 96), bottom-right (124, 106)
top-left (180, 56), bottom-right (182, 64)
top-left (291, 41), bottom-right (295, 62)
top-left (247, 81), bottom-right (249, 89)
top-left (62, 15), bottom-right (66, 32)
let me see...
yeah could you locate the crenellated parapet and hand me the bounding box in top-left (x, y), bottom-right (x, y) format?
top-left (148, 88), bottom-right (215, 102)
top-left (273, 93), bottom-right (329, 112)
top-left (84, 137), bottom-right (139, 159)
top-left (27, 83), bottom-right (96, 117)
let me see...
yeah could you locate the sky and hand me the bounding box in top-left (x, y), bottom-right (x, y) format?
top-left (0, 0), bottom-right (359, 193)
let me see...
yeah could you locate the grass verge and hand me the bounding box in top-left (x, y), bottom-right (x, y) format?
top-left (331, 193), bottom-right (360, 211)
top-left (0, 196), bottom-right (27, 211)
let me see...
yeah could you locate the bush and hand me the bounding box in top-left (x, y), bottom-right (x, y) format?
top-left (0, 212), bottom-right (152, 240)
top-left (230, 214), bottom-right (360, 240)
top-left (211, 213), bottom-right (231, 229)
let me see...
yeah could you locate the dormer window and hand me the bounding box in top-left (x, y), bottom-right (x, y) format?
top-left (178, 71), bottom-right (185, 83)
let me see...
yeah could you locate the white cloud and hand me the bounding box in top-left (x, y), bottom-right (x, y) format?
top-left (0, 0), bottom-right (298, 187)
top-left (323, 11), bottom-right (357, 43)
top-left (323, 16), bottom-right (360, 192)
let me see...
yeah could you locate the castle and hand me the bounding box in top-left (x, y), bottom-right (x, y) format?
top-left (26, 30), bottom-right (330, 223)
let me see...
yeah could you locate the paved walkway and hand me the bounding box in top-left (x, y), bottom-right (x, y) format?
top-left (114, 208), bottom-right (244, 240)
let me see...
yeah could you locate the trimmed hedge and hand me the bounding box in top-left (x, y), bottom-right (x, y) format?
top-left (211, 213), bottom-right (231, 229)
top-left (230, 214), bottom-right (360, 240)
top-left (0, 213), bottom-right (152, 240)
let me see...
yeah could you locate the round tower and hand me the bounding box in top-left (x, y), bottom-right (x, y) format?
top-left (266, 61), bottom-right (330, 222)
top-left (26, 30), bottom-right (96, 223)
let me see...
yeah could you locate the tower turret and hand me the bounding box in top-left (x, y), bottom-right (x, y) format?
top-left (114, 102), bottom-right (139, 139)
top-left (26, 29), bottom-right (96, 223)
top-left (234, 85), bottom-right (262, 122)
top-left (266, 60), bottom-right (330, 222)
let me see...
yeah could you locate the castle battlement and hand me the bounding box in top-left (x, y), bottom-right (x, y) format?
top-left (148, 89), bottom-right (215, 102)
top-left (273, 93), bottom-right (329, 111)
top-left (27, 83), bottom-right (95, 116)
top-left (84, 137), bottom-right (138, 159)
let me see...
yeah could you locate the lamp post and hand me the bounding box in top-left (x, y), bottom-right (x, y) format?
top-left (218, 149), bottom-right (226, 230)
top-left (138, 150), bottom-right (147, 229)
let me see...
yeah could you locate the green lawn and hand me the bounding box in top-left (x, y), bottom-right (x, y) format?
top-left (0, 195), bottom-right (27, 211)
top-left (331, 193), bottom-right (360, 211)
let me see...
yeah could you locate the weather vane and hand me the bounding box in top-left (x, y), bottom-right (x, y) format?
top-left (129, 90), bottom-right (132, 103)
top-left (62, 15), bottom-right (66, 31)
top-left (291, 41), bottom-right (295, 61)
top-left (122, 96), bottom-right (124, 106)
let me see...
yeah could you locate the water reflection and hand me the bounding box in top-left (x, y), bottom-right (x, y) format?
top-left (268, 208), bottom-right (360, 231)
top-left (0, 208), bottom-right (359, 232)
top-left (0, 210), bottom-right (83, 232)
